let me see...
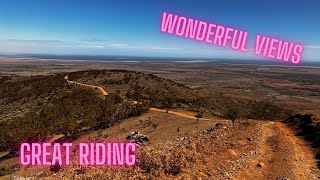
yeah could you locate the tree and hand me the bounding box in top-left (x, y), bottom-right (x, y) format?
top-left (195, 112), bottom-right (203, 123)
top-left (224, 108), bottom-right (239, 123)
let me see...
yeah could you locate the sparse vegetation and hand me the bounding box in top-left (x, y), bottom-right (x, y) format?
top-left (151, 123), bottom-right (158, 130)
top-left (68, 69), bottom-right (204, 109)
top-left (195, 112), bottom-right (203, 119)
top-left (139, 119), bottom-right (152, 128)
top-left (0, 163), bottom-right (19, 176)
top-left (0, 69), bottom-right (297, 178)
top-left (285, 114), bottom-right (320, 167)
top-left (0, 73), bottom-right (149, 152)
top-left (32, 121), bottom-right (259, 179)
top-left (0, 70), bottom-right (293, 153)
top-left (214, 95), bottom-right (292, 121)
top-left (223, 107), bottom-right (239, 123)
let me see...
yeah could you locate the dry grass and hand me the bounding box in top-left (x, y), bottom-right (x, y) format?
top-left (6, 120), bottom-right (259, 179)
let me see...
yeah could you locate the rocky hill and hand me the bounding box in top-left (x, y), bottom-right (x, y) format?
top-left (0, 70), bottom-right (205, 152)
top-left (67, 69), bottom-right (204, 108)
top-left (0, 69), bottom-right (292, 153)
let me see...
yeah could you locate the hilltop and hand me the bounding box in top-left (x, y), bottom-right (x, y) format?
top-left (0, 70), bottom-right (206, 153)
top-left (67, 69), bottom-right (204, 108)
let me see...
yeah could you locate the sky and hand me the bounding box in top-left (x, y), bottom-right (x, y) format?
top-left (0, 0), bottom-right (319, 61)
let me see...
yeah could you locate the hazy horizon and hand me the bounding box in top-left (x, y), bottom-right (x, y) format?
top-left (0, 0), bottom-right (319, 62)
top-left (1, 53), bottom-right (320, 67)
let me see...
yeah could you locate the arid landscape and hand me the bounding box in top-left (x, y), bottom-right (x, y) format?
top-left (0, 58), bottom-right (320, 179)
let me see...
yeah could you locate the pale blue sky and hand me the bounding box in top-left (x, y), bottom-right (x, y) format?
top-left (0, 0), bottom-right (319, 61)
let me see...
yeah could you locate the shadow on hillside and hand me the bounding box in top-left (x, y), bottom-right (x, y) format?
top-left (285, 114), bottom-right (320, 169)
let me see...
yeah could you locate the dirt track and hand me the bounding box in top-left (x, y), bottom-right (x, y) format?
top-left (234, 121), bottom-right (319, 179)
top-left (149, 107), bottom-right (216, 121)
top-left (65, 76), bottom-right (214, 121)
top-left (64, 76), bottom-right (108, 96)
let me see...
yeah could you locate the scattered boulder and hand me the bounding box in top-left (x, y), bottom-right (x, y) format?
top-left (257, 162), bottom-right (265, 168)
top-left (126, 131), bottom-right (150, 145)
top-left (227, 149), bottom-right (237, 156)
top-left (202, 127), bottom-right (215, 135)
top-left (207, 127), bottom-right (215, 132)
top-left (215, 123), bottom-right (223, 127)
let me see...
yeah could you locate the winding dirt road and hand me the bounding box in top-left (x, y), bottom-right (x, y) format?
top-left (64, 76), bottom-right (108, 96)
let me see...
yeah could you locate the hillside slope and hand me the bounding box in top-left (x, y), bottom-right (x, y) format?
top-left (0, 70), bottom-right (205, 152)
top-left (67, 69), bottom-right (204, 108)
